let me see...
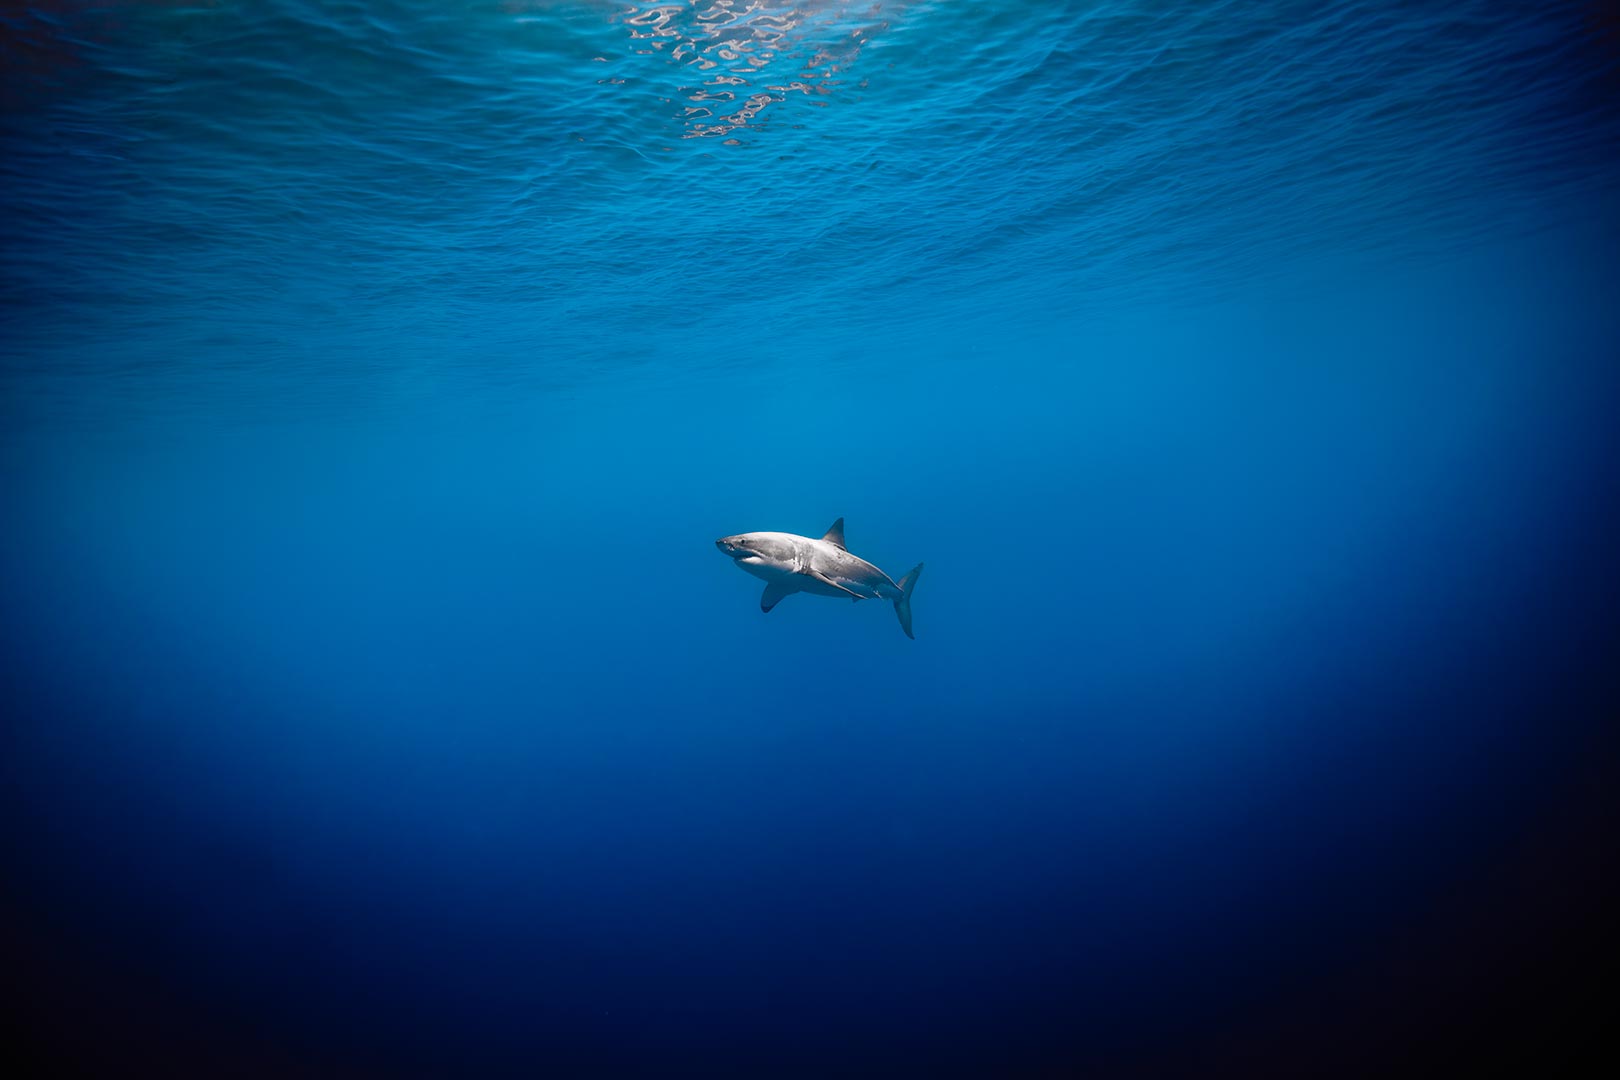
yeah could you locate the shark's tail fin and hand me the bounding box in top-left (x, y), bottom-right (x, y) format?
top-left (894, 563), bottom-right (923, 640)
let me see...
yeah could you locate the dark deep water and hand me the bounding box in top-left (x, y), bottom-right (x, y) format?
top-left (3, 2), bottom-right (1619, 1075)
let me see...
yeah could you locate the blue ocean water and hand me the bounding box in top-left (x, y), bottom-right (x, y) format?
top-left (2, 1), bottom-right (1618, 1074)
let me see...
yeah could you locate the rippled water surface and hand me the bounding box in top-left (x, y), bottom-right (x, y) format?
top-left (4, 0), bottom-right (1617, 410)
top-left (3, 2), bottom-right (1619, 1075)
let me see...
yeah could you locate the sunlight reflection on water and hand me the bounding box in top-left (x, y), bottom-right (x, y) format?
top-left (608, 1), bottom-right (900, 139)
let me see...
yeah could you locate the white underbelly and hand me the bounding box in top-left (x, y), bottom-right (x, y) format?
top-left (739, 559), bottom-right (798, 584)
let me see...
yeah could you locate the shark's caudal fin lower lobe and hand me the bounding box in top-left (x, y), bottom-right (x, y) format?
top-left (894, 563), bottom-right (923, 639)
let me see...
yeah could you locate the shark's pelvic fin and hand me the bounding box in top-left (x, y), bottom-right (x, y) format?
top-left (894, 563), bottom-right (923, 640)
top-left (761, 582), bottom-right (796, 612)
top-left (821, 517), bottom-right (846, 550)
top-left (806, 567), bottom-right (863, 599)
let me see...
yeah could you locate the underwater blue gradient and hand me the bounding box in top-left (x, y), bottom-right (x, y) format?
top-left (3, 1), bottom-right (1619, 1075)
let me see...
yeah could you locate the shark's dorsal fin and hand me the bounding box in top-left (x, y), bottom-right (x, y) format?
top-left (821, 517), bottom-right (846, 550)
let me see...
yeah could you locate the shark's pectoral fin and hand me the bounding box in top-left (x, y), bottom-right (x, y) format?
top-left (805, 568), bottom-right (864, 599)
top-left (761, 582), bottom-right (797, 612)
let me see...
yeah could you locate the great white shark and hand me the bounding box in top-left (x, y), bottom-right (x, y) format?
top-left (715, 518), bottom-right (924, 639)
